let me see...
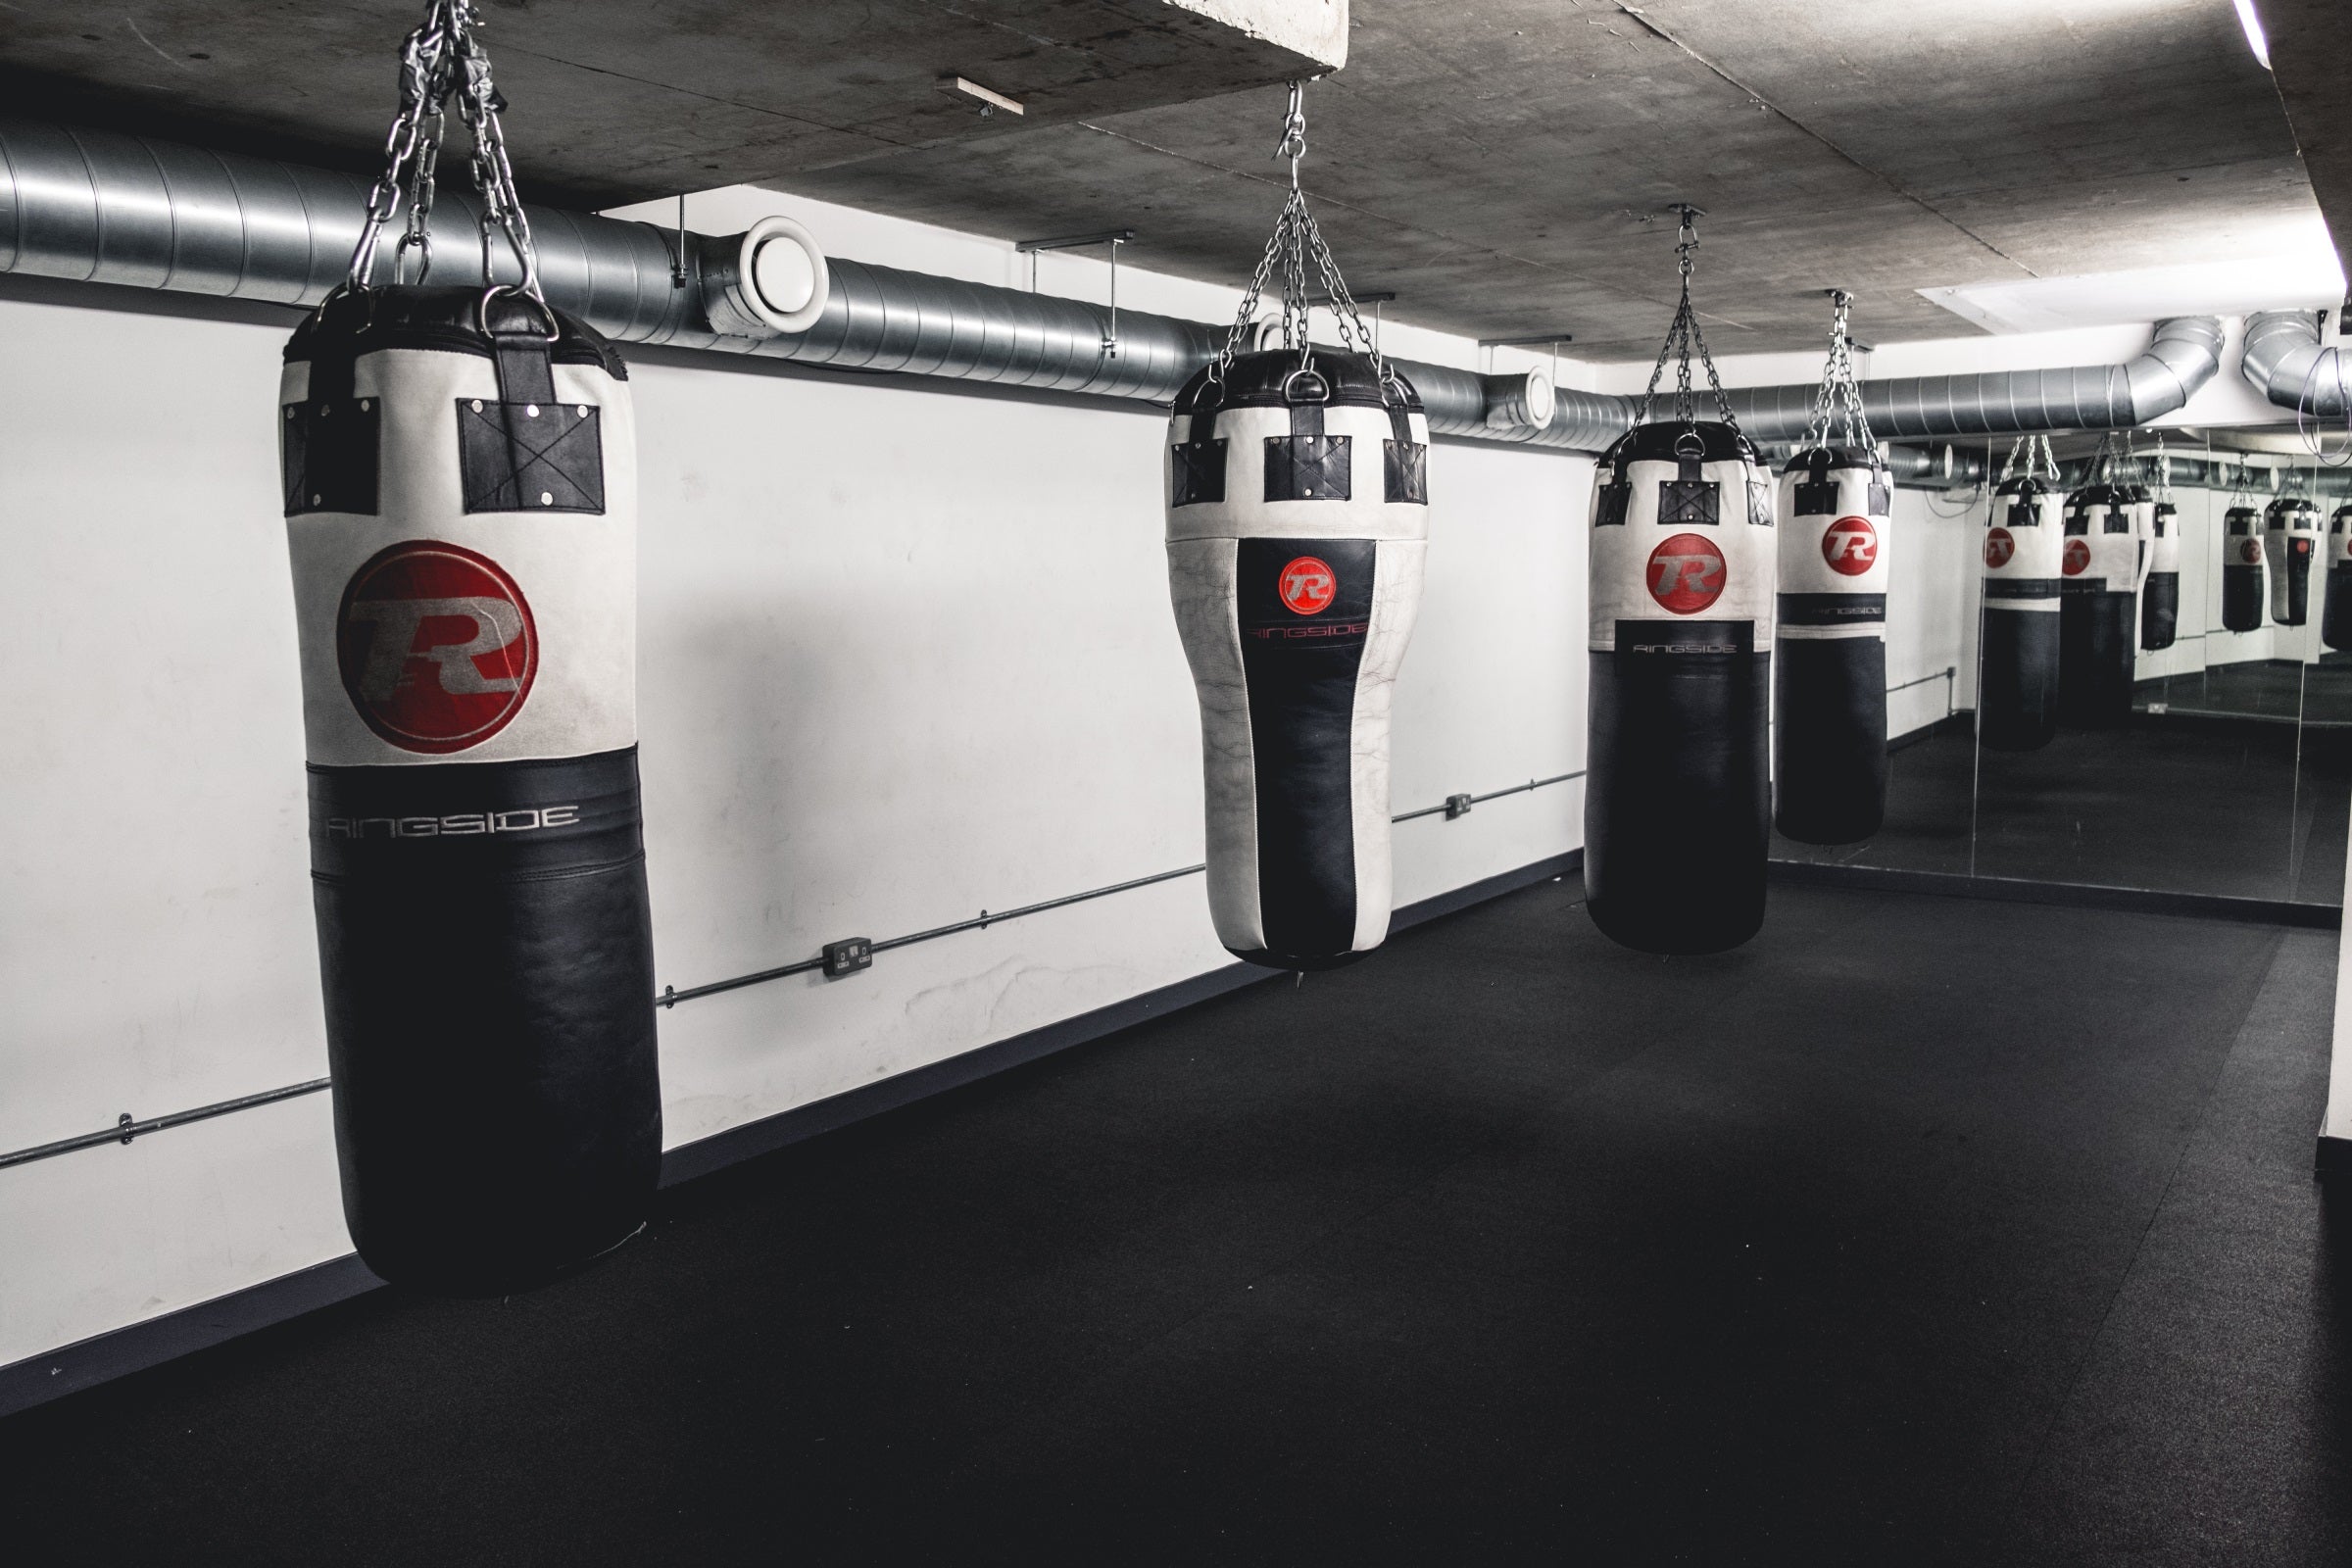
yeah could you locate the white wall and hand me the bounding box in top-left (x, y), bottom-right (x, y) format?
top-left (0, 206), bottom-right (1589, 1370)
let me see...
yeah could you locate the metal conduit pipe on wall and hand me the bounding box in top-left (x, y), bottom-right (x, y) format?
top-left (2240, 311), bottom-right (2349, 420)
top-left (0, 118), bottom-right (2225, 457)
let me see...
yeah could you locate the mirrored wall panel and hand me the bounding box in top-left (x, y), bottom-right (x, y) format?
top-left (1771, 427), bottom-right (2352, 909)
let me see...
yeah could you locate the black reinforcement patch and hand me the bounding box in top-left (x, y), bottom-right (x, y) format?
top-left (1237, 537), bottom-right (1377, 961)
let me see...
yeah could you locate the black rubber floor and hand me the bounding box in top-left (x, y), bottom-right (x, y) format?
top-left (2, 879), bottom-right (2346, 1565)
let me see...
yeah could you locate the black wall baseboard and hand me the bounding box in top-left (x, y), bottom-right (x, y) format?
top-left (0, 848), bottom-right (1582, 1422)
top-left (1769, 858), bottom-right (2343, 930)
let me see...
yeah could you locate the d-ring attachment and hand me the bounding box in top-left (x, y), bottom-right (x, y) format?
top-left (1282, 366), bottom-right (1331, 405)
top-left (477, 283), bottom-right (562, 343)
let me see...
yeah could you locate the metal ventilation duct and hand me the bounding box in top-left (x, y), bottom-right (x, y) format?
top-left (0, 118), bottom-right (2224, 461)
top-left (2239, 311), bottom-right (2350, 419)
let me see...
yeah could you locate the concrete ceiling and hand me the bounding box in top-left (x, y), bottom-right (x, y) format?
top-left (2255, 0), bottom-right (2352, 276)
top-left (0, 1), bottom-right (2329, 355)
top-left (0, 0), bottom-right (1340, 208)
top-left (766, 0), bottom-right (2324, 354)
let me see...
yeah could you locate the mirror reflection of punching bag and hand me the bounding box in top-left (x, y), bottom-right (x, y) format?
top-left (1164, 83), bottom-right (1427, 972)
top-left (2266, 497), bottom-right (2321, 626)
top-left (1774, 447), bottom-right (1889, 844)
top-left (1166, 352), bottom-right (1428, 970)
top-left (2141, 498), bottom-right (2180, 652)
top-left (285, 5), bottom-right (660, 1292)
top-left (2222, 506), bottom-right (2269, 633)
top-left (2059, 483), bottom-right (2136, 728)
top-left (2326, 505), bottom-right (2352, 652)
top-left (1979, 468), bottom-right (2063, 752)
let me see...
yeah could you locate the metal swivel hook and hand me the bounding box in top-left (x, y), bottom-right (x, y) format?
top-left (1273, 80), bottom-right (1307, 187)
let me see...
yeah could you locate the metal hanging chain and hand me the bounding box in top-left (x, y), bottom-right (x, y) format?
top-left (1214, 81), bottom-right (1399, 402)
top-left (1800, 289), bottom-right (1875, 452)
top-left (1639, 206), bottom-right (1738, 434)
top-left (341, 0), bottom-right (543, 304)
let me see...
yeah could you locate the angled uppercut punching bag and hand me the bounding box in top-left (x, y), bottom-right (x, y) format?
top-left (1775, 447), bottom-right (1889, 843)
top-left (2141, 496), bottom-right (2180, 652)
top-left (2326, 505), bottom-right (2352, 652)
top-left (2059, 482), bottom-right (2136, 727)
top-left (2222, 505), bottom-right (2269, 633)
top-left (1979, 465), bottom-right (2063, 753)
top-left (1166, 84), bottom-right (1427, 971)
top-left (2267, 496), bottom-right (2321, 626)
top-left (284, 5), bottom-right (660, 1291)
top-left (1167, 351), bottom-right (1428, 969)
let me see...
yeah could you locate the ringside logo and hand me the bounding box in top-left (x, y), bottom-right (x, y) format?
top-left (2240, 539), bottom-right (2267, 565)
top-left (1984, 528), bottom-right (2015, 568)
top-left (1822, 515), bottom-right (1878, 575)
top-left (324, 806), bottom-right (580, 840)
top-left (1646, 532), bottom-right (1726, 613)
top-left (1279, 556), bottom-right (1337, 615)
top-left (2062, 538), bottom-right (2092, 576)
top-left (336, 540), bottom-right (537, 755)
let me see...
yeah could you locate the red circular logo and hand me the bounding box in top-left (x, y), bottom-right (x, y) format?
top-left (336, 540), bottom-right (537, 755)
top-left (2241, 539), bottom-right (2267, 564)
top-left (1822, 515), bottom-right (1878, 576)
top-left (1278, 556), bottom-right (1337, 615)
top-left (2062, 538), bottom-right (2091, 576)
top-left (1646, 532), bottom-right (1727, 613)
top-left (1984, 527), bottom-right (2015, 568)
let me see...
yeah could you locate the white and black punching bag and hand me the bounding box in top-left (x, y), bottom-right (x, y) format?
top-left (2141, 497), bottom-right (2180, 652)
top-left (1587, 423), bottom-right (1775, 953)
top-left (282, 288), bottom-right (661, 1290)
top-left (1979, 473), bottom-right (2063, 752)
top-left (1166, 350), bottom-right (1428, 970)
top-left (2222, 506), bottom-right (2269, 632)
top-left (1773, 447), bottom-right (1888, 843)
top-left (2059, 483), bottom-right (2136, 727)
top-left (2267, 497), bottom-right (2321, 626)
top-left (2326, 505), bottom-right (2352, 652)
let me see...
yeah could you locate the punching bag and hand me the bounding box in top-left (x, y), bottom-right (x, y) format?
top-left (2141, 498), bottom-right (2180, 652)
top-left (2059, 483), bottom-right (2136, 727)
top-left (1588, 421), bottom-right (1775, 952)
top-left (1774, 446), bottom-right (1889, 843)
top-left (1166, 350), bottom-right (1428, 969)
top-left (281, 7), bottom-right (660, 1292)
top-left (2326, 505), bottom-right (2352, 652)
top-left (1979, 472), bottom-right (2063, 752)
top-left (2222, 506), bottom-right (2269, 633)
top-left (285, 286), bottom-right (661, 1291)
top-left (2267, 497), bottom-right (2321, 626)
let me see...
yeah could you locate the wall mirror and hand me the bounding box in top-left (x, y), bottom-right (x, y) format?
top-left (1769, 424), bottom-right (2351, 911)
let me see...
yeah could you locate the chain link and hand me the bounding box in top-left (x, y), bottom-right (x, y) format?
top-left (1211, 82), bottom-right (1399, 405)
top-left (1638, 207), bottom-right (1738, 435)
top-left (1800, 289), bottom-right (1875, 453)
top-left (342, 0), bottom-right (542, 306)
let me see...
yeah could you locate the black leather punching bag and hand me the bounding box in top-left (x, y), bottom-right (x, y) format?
top-left (2222, 506), bottom-right (2269, 633)
top-left (1587, 422), bottom-right (1775, 953)
top-left (2059, 483), bottom-right (2136, 727)
top-left (1979, 473), bottom-right (2063, 752)
top-left (2326, 505), bottom-right (2352, 652)
top-left (2267, 497), bottom-right (2321, 626)
top-left (1166, 350), bottom-right (1428, 970)
top-left (2141, 498), bottom-right (2180, 652)
top-left (283, 287), bottom-right (661, 1291)
top-left (1773, 447), bottom-right (1889, 843)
